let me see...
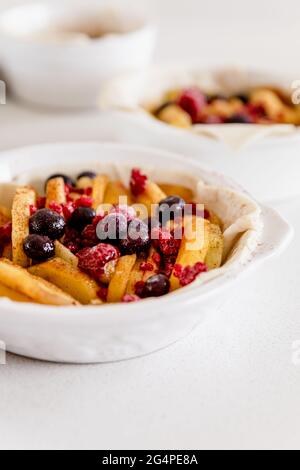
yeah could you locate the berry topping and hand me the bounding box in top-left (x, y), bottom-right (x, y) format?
top-left (77, 171), bottom-right (97, 180)
top-left (178, 88), bottom-right (207, 123)
top-left (30, 209), bottom-right (66, 240)
top-left (48, 201), bottom-right (64, 215)
top-left (0, 222), bottom-right (12, 246)
top-left (62, 201), bottom-right (76, 221)
top-left (122, 294), bottom-right (141, 303)
top-left (75, 196), bottom-right (93, 208)
top-left (140, 262), bottom-right (154, 272)
top-left (29, 205), bottom-right (37, 216)
top-left (158, 195), bottom-right (186, 224)
top-left (69, 207), bottom-right (96, 231)
top-left (151, 227), bottom-right (181, 257)
top-left (23, 234), bottom-right (55, 261)
top-left (36, 197), bottom-right (46, 210)
top-left (119, 219), bottom-right (150, 255)
top-left (96, 213), bottom-right (128, 245)
top-left (77, 243), bottom-right (120, 276)
top-left (140, 274), bottom-right (170, 298)
top-left (97, 286), bottom-right (108, 302)
top-left (173, 262), bottom-right (208, 287)
top-left (81, 224), bottom-right (98, 247)
top-left (130, 169), bottom-right (148, 197)
top-left (46, 174), bottom-right (75, 188)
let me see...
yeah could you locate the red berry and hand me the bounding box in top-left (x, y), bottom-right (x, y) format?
top-left (48, 201), bottom-right (63, 215)
top-left (36, 197), bottom-right (46, 209)
top-left (0, 222), bottom-right (12, 245)
top-left (75, 196), bottom-right (93, 208)
top-left (81, 224), bottom-right (98, 247)
top-left (173, 262), bottom-right (208, 287)
top-left (151, 227), bottom-right (181, 256)
top-left (62, 202), bottom-right (76, 221)
top-left (110, 204), bottom-right (136, 221)
top-left (130, 168), bottom-right (148, 197)
top-left (77, 244), bottom-right (120, 276)
top-left (97, 286), bottom-right (108, 302)
top-left (140, 262), bottom-right (154, 272)
top-left (178, 88), bottom-right (207, 123)
top-left (29, 205), bottom-right (37, 216)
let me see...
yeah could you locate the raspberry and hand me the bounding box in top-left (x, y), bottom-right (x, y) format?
top-left (163, 255), bottom-right (176, 278)
top-left (110, 204), bottom-right (136, 221)
top-left (63, 227), bottom-right (81, 253)
top-left (151, 227), bottom-right (181, 257)
top-left (93, 213), bottom-right (107, 226)
top-left (140, 262), bottom-right (154, 272)
top-left (36, 197), bottom-right (46, 210)
top-left (77, 243), bottom-right (120, 276)
top-left (81, 224), bottom-right (98, 247)
top-left (122, 294), bottom-right (141, 303)
top-left (48, 201), bottom-right (63, 215)
top-left (178, 88), bottom-right (207, 123)
top-left (0, 222), bottom-right (12, 245)
top-left (62, 202), bottom-right (76, 221)
top-left (130, 169), bottom-right (148, 197)
top-left (97, 286), bottom-right (108, 302)
top-left (75, 196), bottom-right (93, 208)
top-left (29, 205), bottom-right (37, 216)
top-left (173, 262), bottom-right (208, 287)
top-left (152, 252), bottom-right (161, 265)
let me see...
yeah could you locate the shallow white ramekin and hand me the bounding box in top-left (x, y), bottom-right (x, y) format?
top-left (0, 142), bottom-right (293, 363)
top-left (0, 0), bottom-right (156, 109)
top-left (98, 65), bottom-right (300, 203)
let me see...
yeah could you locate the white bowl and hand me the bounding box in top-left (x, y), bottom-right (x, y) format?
top-left (0, 0), bottom-right (156, 109)
top-left (99, 65), bottom-right (300, 203)
top-left (0, 142), bottom-right (293, 363)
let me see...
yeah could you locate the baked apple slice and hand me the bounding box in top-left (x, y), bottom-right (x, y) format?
top-left (0, 282), bottom-right (32, 303)
top-left (0, 259), bottom-right (78, 306)
top-left (205, 223), bottom-right (224, 270)
top-left (92, 174), bottom-right (109, 210)
top-left (107, 254), bottom-right (137, 303)
top-left (29, 257), bottom-right (101, 305)
top-left (12, 187), bottom-right (36, 267)
top-left (104, 180), bottom-right (132, 206)
top-left (159, 183), bottom-right (194, 202)
top-left (46, 177), bottom-right (66, 207)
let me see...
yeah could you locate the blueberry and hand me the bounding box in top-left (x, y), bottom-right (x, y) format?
top-left (77, 171), bottom-right (97, 181)
top-left (46, 174), bottom-right (75, 188)
top-left (69, 207), bottom-right (96, 231)
top-left (96, 213), bottom-right (128, 245)
top-left (30, 209), bottom-right (66, 240)
top-left (119, 219), bottom-right (150, 255)
top-left (23, 235), bottom-right (55, 261)
top-left (226, 113), bottom-right (252, 124)
top-left (141, 274), bottom-right (170, 298)
top-left (158, 196), bottom-right (186, 225)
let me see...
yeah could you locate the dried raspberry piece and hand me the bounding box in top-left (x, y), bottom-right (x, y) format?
top-left (110, 204), bottom-right (136, 221)
top-left (93, 213), bottom-right (107, 226)
top-left (63, 227), bottom-right (81, 253)
top-left (151, 227), bottom-right (181, 257)
top-left (163, 255), bottom-right (177, 278)
top-left (130, 168), bottom-right (148, 197)
top-left (140, 262), bottom-right (154, 272)
top-left (36, 197), bottom-right (46, 210)
top-left (178, 88), bottom-right (207, 123)
top-left (81, 224), bottom-right (98, 247)
top-left (62, 201), bottom-right (76, 221)
top-left (122, 294), bottom-right (141, 303)
top-left (0, 222), bottom-right (12, 245)
top-left (173, 262), bottom-right (208, 287)
top-left (65, 241), bottom-right (81, 254)
top-left (152, 252), bottom-right (161, 265)
top-left (48, 201), bottom-right (63, 215)
top-left (75, 196), bottom-right (93, 208)
top-left (77, 243), bottom-right (120, 276)
top-left (29, 205), bottom-right (37, 216)
top-left (97, 286), bottom-right (108, 302)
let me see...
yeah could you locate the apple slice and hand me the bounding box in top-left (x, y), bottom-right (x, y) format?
top-left (170, 216), bottom-right (210, 291)
top-left (29, 258), bottom-right (101, 305)
top-left (12, 187), bottom-right (36, 267)
top-left (205, 224), bottom-right (224, 270)
top-left (0, 282), bottom-right (32, 303)
top-left (0, 205), bottom-right (11, 226)
top-left (104, 180), bottom-right (132, 206)
top-left (136, 182), bottom-right (166, 215)
top-left (92, 174), bottom-right (109, 210)
top-left (46, 177), bottom-right (66, 207)
top-left (55, 241), bottom-right (78, 267)
top-left (107, 254), bottom-right (137, 303)
top-left (159, 183), bottom-right (194, 202)
top-left (0, 259), bottom-right (78, 306)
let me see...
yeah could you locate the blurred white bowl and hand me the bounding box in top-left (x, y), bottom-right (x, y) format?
top-left (0, 0), bottom-right (156, 109)
top-left (0, 142), bottom-right (293, 363)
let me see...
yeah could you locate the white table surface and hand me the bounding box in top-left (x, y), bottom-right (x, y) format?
top-left (1, 0), bottom-right (300, 451)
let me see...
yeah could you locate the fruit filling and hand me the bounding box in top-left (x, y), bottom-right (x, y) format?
top-left (150, 86), bottom-right (300, 128)
top-left (0, 169), bottom-right (225, 306)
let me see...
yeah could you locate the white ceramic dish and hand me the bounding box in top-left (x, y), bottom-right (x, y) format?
top-left (0, 142), bottom-right (293, 363)
top-left (99, 66), bottom-right (300, 203)
top-left (0, 0), bottom-right (156, 109)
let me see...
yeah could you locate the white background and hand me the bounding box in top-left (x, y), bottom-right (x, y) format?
top-left (0, 0), bottom-right (300, 450)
